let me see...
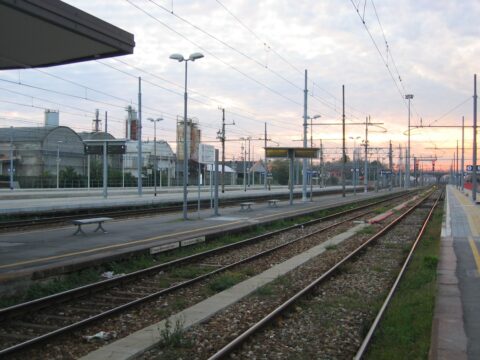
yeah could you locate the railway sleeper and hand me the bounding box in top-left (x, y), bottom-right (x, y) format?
top-left (9, 321), bottom-right (58, 331)
top-left (80, 300), bottom-right (115, 308)
top-left (95, 294), bottom-right (138, 302)
top-left (68, 307), bottom-right (102, 314)
top-left (0, 332), bottom-right (32, 341)
top-left (37, 313), bottom-right (76, 322)
top-left (110, 290), bottom-right (151, 298)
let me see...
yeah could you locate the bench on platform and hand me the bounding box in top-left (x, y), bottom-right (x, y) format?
top-left (240, 202), bottom-right (255, 211)
top-left (268, 199), bottom-right (280, 208)
top-left (72, 217), bottom-right (113, 236)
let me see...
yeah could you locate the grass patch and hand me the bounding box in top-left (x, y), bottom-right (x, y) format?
top-left (366, 207), bottom-right (442, 359)
top-left (374, 206), bottom-right (390, 214)
top-left (207, 271), bottom-right (248, 293)
top-left (160, 317), bottom-right (185, 347)
top-left (168, 265), bottom-right (212, 279)
top-left (0, 268), bottom-right (100, 308)
top-left (357, 225), bottom-right (375, 235)
top-left (254, 284), bottom-right (275, 297)
top-left (325, 244), bottom-right (338, 250)
top-left (105, 255), bottom-right (156, 274)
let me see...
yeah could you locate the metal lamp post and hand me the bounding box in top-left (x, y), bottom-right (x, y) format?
top-left (170, 52), bottom-right (204, 220)
top-left (56, 140), bottom-right (63, 189)
top-left (405, 94), bottom-right (414, 188)
top-left (148, 117), bottom-right (163, 196)
top-left (9, 126), bottom-right (14, 190)
top-left (308, 115), bottom-right (321, 201)
top-left (350, 136), bottom-right (360, 195)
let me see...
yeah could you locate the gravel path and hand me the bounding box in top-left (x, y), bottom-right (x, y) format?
top-left (140, 200), bottom-right (432, 359)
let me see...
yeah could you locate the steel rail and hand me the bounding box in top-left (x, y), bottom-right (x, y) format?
top-left (0, 188), bottom-right (357, 230)
top-left (354, 190), bottom-right (443, 359)
top-left (0, 191), bottom-right (416, 356)
top-left (0, 190), bottom-right (411, 320)
top-left (207, 190), bottom-right (437, 360)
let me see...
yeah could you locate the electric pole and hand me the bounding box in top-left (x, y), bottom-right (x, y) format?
top-left (264, 122), bottom-right (268, 189)
top-left (473, 74), bottom-right (478, 202)
top-left (389, 140), bottom-right (393, 191)
top-left (342, 85), bottom-right (346, 197)
top-left (364, 116), bottom-right (369, 193)
top-left (9, 127), bottom-right (13, 190)
top-left (320, 139), bottom-right (325, 188)
top-left (137, 77), bottom-right (143, 197)
top-left (398, 144), bottom-right (403, 188)
top-left (462, 116), bottom-right (465, 191)
top-left (302, 69), bottom-right (308, 201)
top-left (405, 94), bottom-right (414, 189)
top-left (456, 140), bottom-right (459, 188)
top-left (217, 107), bottom-right (234, 193)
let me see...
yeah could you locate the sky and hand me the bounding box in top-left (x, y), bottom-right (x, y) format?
top-left (1, 0), bottom-right (479, 171)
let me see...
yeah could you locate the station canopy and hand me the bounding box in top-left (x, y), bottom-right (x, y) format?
top-left (265, 147), bottom-right (320, 159)
top-left (0, 0), bottom-right (135, 69)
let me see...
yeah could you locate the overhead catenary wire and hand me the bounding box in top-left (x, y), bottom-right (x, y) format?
top-left (349, 0), bottom-right (410, 109)
top-left (126, 0), bottom-right (303, 107)
top-left (99, 59), bottom-right (304, 134)
top-left (215, 0), bottom-right (367, 119)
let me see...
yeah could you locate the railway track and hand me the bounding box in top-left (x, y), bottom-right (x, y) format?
top-left (0, 188), bottom-right (350, 231)
top-left (191, 189), bottom-right (441, 360)
top-left (0, 189), bottom-right (426, 359)
top-left (0, 198), bottom-right (248, 231)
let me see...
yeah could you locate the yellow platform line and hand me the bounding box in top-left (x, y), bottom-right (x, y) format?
top-left (469, 236), bottom-right (480, 275)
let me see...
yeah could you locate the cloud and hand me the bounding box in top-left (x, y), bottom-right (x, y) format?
top-left (0, 0), bottom-right (478, 168)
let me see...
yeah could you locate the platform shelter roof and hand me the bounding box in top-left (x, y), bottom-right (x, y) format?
top-left (0, 0), bottom-right (134, 69)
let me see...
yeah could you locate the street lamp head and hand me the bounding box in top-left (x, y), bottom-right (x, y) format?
top-left (189, 52), bottom-right (204, 61)
top-left (405, 94), bottom-right (414, 99)
top-left (169, 53), bottom-right (184, 62)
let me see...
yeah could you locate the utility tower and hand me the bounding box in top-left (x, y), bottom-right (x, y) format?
top-left (389, 140), bottom-right (393, 191)
top-left (217, 107), bottom-right (235, 193)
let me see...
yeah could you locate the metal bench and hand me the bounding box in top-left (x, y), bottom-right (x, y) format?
top-left (72, 217), bottom-right (113, 236)
top-left (240, 202), bottom-right (255, 211)
top-left (268, 199), bottom-right (280, 208)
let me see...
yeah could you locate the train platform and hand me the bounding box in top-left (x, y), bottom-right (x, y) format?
top-left (0, 188), bottom-right (400, 289)
top-left (0, 185), bottom-right (344, 216)
top-left (431, 185), bottom-right (480, 359)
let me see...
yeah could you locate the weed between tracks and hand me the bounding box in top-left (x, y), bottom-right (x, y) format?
top-left (357, 225), bottom-right (375, 235)
top-left (366, 206), bottom-right (442, 359)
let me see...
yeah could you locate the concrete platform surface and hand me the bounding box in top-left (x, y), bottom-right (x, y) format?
top-left (0, 186), bottom-right (347, 215)
top-left (430, 185), bottom-right (480, 360)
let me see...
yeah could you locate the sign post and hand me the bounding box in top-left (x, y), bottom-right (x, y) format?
top-left (265, 147), bottom-right (319, 205)
top-left (198, 144), bottom-right (216, 216)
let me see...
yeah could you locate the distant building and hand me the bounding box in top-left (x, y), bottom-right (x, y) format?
top-left (125, 106), bottom-right (139, 140)
top-left (44, 109), bottom-right (59, 127)
top-left (176, 117), bottom-right (201, 161)
top-left (0, 126), bottom-right (85, 179)
top-left (124, 139), bottom-right (176, 184)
